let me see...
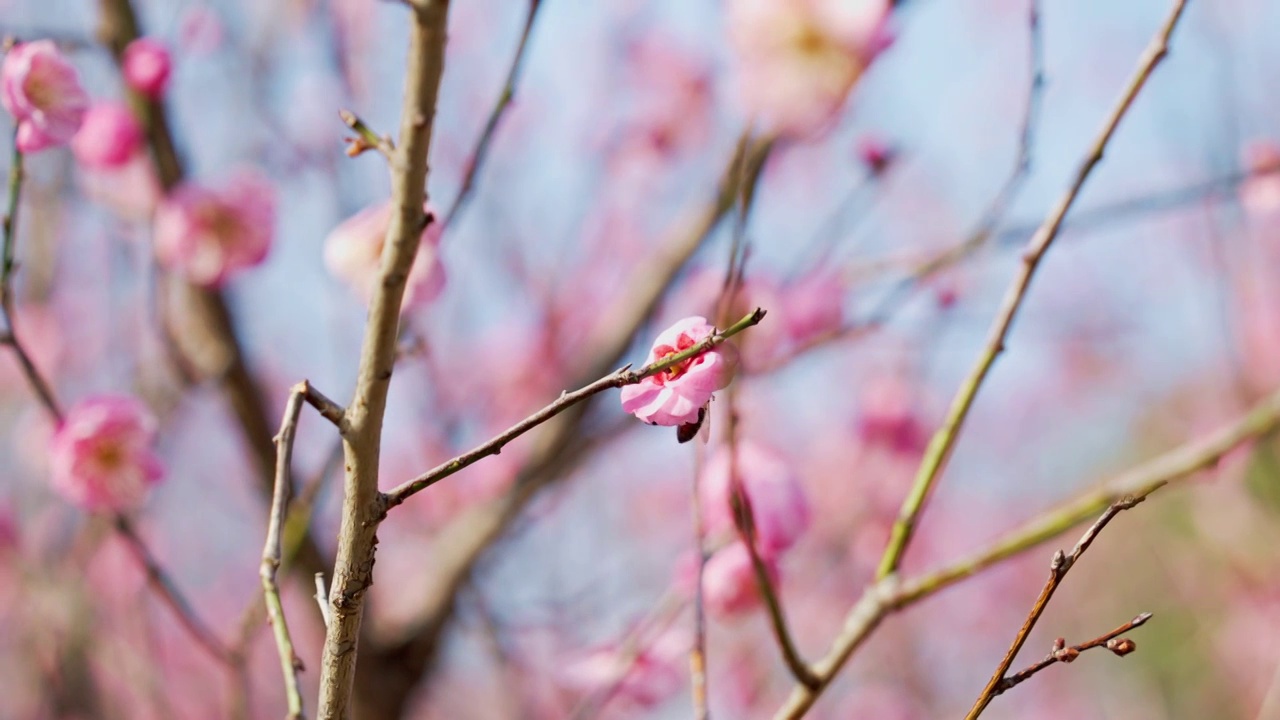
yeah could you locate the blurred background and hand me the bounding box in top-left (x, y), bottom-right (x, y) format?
top-left (2, 0), bottom-right (1280, 717)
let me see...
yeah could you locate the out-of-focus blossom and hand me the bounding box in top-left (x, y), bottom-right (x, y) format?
top-left (857, 374), bottom-right (928, 456)
top-left (1, 40), bottom-right (89, 153)
top-left (179, 5), bottom-right (226, 55)
top-left (701, 441), bottom-right (810, 556)
top-left (122, 38), bottom-right (172, 99)
top-left (702, 541), bottom-right (776, 617)
top-left (620, 317), bottom-right (737, 426)
top-left (49, 395), bottom-right (165, 512)
top-left (79, 153), bottom-right (162, 219)
top-left (1241, 140), bottom-right (1280, 218)
top-left (621, 36), bottom-right (713, 160)
top-left (728, 0), bottom-right (893, 136)
top-left (323, 201), bottom-right (446, 311)
top-left (562, 627), bottom-right (687, 709)
top-left (153, 169), bottom-right (275, 286)
top-left (780, 271), bottom-right (845, 346)
top-left (71, 102), bottom-right (144, 170)
top-left (856, 134), bottom-right (896, 174)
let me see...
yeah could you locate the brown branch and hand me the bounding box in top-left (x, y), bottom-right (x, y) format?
top-left (316, 1), bottom-right (453, 716)
top-left (442, 0), bottom-right (543, 229)
top-left (772, 385), bottom-right (1280, 719)
top-left (993, 612), bottom-right (1152, 698)
top-left (876, 0), bottom-right (1190, 580)
top-left (966, 496), bottom-right (1148, 719)
top-left (261, 383), bottom-right (309, 720)
top-left (383, 308), bottom-right (766, 507)
top-left (351, 131), bottom-right (774, 718)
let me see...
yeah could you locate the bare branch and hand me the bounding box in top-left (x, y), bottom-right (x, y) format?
top-left (261, 383), bottom-right (308, 720)
top-left (876, 0), bottom-right (1191, 580)
top-left (993, 613), bottom-right (1152, 698)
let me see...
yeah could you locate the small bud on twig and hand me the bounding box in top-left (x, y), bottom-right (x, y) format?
top-left (1106, 638), bottom-right (1137, 657)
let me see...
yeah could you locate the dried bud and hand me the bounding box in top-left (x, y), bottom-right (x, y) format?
top-left (1107, 638), bottom-right (1137, 657)
top-left (1051, 637), bottom-right (1066, 653)
top-left (1053, 646), bottom-right (1080, 663)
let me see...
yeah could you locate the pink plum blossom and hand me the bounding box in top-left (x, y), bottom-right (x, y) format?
top-left (1, 40), bottom-right (89, 153)
top-left (122, 38), bottom-right (173, 99)
top-left (562, 627), bottom-right (687, 709)
top-left (700, 441), bottom-right (810, 556)
top-left (857, 374), bottom-right (929, 456)
top-left (780, 270), bottom-right (845, 346)
top-left (702, 541), bottom-right (776, 617)
top-left (620, 316), bottom-right (737, 426)
top-left (727, 0), bottom-right (893, 136)
top-left (323, 201), bottom-right (446, 311)
top-left (153, 169), bottom-right (276, 286)
top-left (49, 395), bottom-right (165, 512)
top-left (71, 102), bottom-right (144, 170)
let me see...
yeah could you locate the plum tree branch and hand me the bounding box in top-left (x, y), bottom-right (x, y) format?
top-left (876, 0), bottom-right (1190, 580)
top-left (773, 383), bottom-right (1280, 718)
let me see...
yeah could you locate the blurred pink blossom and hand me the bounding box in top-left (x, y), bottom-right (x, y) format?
top-left (179, 5), bottom-right (226, 55)
top-left (122, 38), bottom-right (172, 99)
top-left (701, 441), bottom-right (810, 556)
top-left (323, 201), bottom-right (446, 311)
top-left (702, 541), bottom-right (775, 617)
top-left (1, 40), bottom-right (89, 153)
top-left (1241, 139), bottom-right (1280, 218)
top-left (71, 102), bottom-right (144, 170)
top-left (727, 0), bottom-right (892, 135)
top-left (780, 270), bottom-right (845, 346)
top-left (621, 317), bottom-right (737, 426)
top-left (49, 395), bottom-right (165, 512)
top-left (154, 169), bottom-right (276, 286)
top-left (857, 374), bottom-right (929, 456)
top-left (856, 134), bottom-right (896, 174)
top-left (79, 153), bottom-right (162, 219)
top-left (562, 627), bottom-right (687, 709)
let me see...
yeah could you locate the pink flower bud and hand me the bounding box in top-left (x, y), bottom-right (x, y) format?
top-left (703, 541), bottom-right (777, 617)
top-left (620, 317), bottom-right (737, 427)
top-left (49, 395), bottom-right (165, 512)
top-left (122, 38), bottom-right (173, 99)
top-left (856, 134), bottom-right (895, 174)
top-left (323, 201), bottom-right (446, 311)
top-left (71, 102), bottom-right (144, 170)
top-left (701, 441), bottom-right (810, 556)
top-left (1, 40), bottom-right (89, 153)
top-left (153, 169), bottom-right (276, 286)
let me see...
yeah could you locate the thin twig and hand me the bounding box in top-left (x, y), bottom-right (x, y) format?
top-left (261, 383), bottom-right (308, 720)
top-left (773, 384), bottom-right (1280, 719)
top-left (300, 383), bottom-right (346, 431)
top-left (966, 496), bottom-right (1148, 719)
top-left (876, 0), bottom-right (1190, 580)
top-left (338, 108), bottom-right (396, 161)
top-left (314, 574), bottom-right (332, 629)
top-left (690, 446), bottom-right (710, 720)
top-left (994, 612), bottom-right (1152, 697)
top-left (442, 0), bottom-right (543, 229)
top-left (382, 308), bottom-right (767, 507)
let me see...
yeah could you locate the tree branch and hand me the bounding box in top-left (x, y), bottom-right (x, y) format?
top-left (876, 0), bottom-right (1190, 580)
top-left (772, 384), bottom-right (1280, 719)
top-left (993, 613), bottom-right (1151, 699)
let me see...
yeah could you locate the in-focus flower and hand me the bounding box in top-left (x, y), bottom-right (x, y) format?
top-left (323, 201), bottom-right (446, 311)
top-left (71, 102), bottom-right (144, 170)
top-left (620, 317), bottom-right (737, 426)
top-left (702, 541), bottom-right (777, 617)
top-left (701, 441), bottom-right (810, 556)
top-left (728, 0), bottom-right (892, 136)
top-left (562, 628), bottom-right (687, 709)
top-left (1, 40), bottom-right (89, 153)
top-left (122, 38), bottom-right (172, 99)
top-left (49, 395), bottom-right (165, 512)
top-left (153, 169), bottom-right (276, 286)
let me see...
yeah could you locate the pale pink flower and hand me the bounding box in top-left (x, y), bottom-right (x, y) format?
top-left (49, 395), bottom-right (165, 512)
top-left (179, 5), bottom-right (226, 56)
top-left (1241, 140), bottom-right (1280, 218)
top-left (562, 628), bottom-right (687, 709)
top-left (323, 201), bottom-right (446, 311)
top-left (702, 542), bottom-right (776, 617)
top-left (728, 0), bottom-right (892, 136)
top-left (857, 374), bottom-right (928, 456)
top-left (153, 169), bottom-right (275, 286)
top-left (122, 38), bottom-right (172, 99)
top-left (701, 441), bottom-right (810, 556)
top-left (620, 316), bottom-right (737, 426)
top-left (71, 102), bottom-right (144, 170)
top-left (79, 153), bottom-right (162, 219)
top-left (780, 271), bottom-right (845, 346)
top-left (1, 40), bottom-right (89, 153)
